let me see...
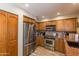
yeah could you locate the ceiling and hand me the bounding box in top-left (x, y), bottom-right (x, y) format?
top-left (15, 3), bottom-right (79, 22)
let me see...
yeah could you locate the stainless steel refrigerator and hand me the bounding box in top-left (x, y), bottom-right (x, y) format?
top-left (23, 23), bottom-right (36, 56)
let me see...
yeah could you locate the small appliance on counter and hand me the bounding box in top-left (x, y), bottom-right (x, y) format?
top-left (75, 34), bottom-right (79, 42)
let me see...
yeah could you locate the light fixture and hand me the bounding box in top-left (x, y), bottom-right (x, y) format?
top-left (57, 12), bottom-right (60, 15)
top-left (25, 4), bottom-right (29, 7)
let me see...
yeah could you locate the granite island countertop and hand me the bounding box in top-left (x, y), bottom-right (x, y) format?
top-left (67, 41), bottom-right (79, 48)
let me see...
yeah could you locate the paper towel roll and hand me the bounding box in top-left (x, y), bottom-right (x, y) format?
top-left (75, 34), bottom-right (79, 42)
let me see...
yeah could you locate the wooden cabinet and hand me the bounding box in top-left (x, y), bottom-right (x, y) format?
top-left (39, 36), bottom-right (44, 46)
top-left (56, 18), bottom-right (77, 32)
top-left (23, 16), bottom-right (35, 24)
top-left (7, 13), bottom-right (18, 56)
top-left (0, 10), bottom-right (7, 56)
top-left (64, 39), bottom-right (79, 56)
top-left (36, 21), bottom-right (56, 30)
top-left (55, 38), bottom-right (65, 53)
top-left (35, 23), bottom-right (41, 30)
top-left (36, 18), bottom-right (76, 32)
top-left (39, 23), bottom-right (45, 30)
top-left (36, 36), bottom-right (44, 46)
top-left (64, 19), bottom-right (76, 32)
top-left (56, 20), bottom-right (64, 31)
top-left (0, 10), bottom-right (18, 56)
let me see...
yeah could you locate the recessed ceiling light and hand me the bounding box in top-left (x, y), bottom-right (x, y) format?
top-left (57, 12), bottom-right (60, 15)
top-left (25, 4), bottom-right (29, 7)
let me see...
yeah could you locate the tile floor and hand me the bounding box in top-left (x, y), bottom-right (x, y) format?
top-left (30, 46), bottom-right (65, 56)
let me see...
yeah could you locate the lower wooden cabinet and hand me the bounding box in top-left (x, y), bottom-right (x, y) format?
top-left (36, 36), bottom-right (44, 46)
top-left (55, 38), bottom-right (65, 53)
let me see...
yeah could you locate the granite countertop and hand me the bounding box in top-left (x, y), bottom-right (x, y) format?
top-left (67, 41), bottom-right (79, 48)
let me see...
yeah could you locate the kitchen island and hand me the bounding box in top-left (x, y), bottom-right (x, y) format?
top-left (67, 41), bottom-right (79, 48)
top-left (65, 41), bottom-right (79, 56)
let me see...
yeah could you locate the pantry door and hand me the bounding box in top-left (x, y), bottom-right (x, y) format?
top-left (0, 10), bottom-right (7, 56)
top-left (7, 13), bottom-right (18, 56)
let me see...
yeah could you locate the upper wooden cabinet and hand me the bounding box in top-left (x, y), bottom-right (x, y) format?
top-left (36, 21), bottom-right (56, 30)
top-left (35, 22), bottom-right (45, 30)
top-left (56, 18), bottom-right (77, 32)
top-left (36, 18), bottom-right (77, 32)
top-left (23, 16), bottom-right (35, 24)
top-left (56, 20), bottom-right (64, 32)
top-left (64, 18), bottom-right (76, 32)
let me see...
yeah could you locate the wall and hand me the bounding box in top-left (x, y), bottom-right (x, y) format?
top-left (0, 3), bottom-right (36, 56)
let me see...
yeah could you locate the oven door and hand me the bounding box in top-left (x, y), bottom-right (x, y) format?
top-left (45, 39), bottom-right (54, 47)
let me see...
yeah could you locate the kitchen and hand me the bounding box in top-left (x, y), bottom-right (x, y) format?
top-left (23, 15), bottom-right (79, 56)
top-left (34, 17), bottom-right (79, 56)
top-left (0, 3), bottom-right (79, 56)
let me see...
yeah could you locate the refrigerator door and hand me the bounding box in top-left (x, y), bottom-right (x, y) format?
top-left (29, 43), bottom-right (36, 54)
top-left (23, 23), bottom-right (30, 56)
top-left (23, 44), bottom-right (30, 56)
top-left (29, 24), bottom-right (36, 43)
top-left (23, 23), bottom-right (29, 45)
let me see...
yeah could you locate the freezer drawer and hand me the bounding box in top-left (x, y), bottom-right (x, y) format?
top-left (29, 42), bottom-right (36, 54)
top-left (23, 44), bottom-right (30, 56)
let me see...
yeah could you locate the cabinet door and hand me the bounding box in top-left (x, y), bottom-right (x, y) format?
top-left (55, 39), bottom-right (60, 51)
top-left (36, 36), bottom-right (40, 46)
top-left (56, 20), bottom-right (64, 31)
top-left (36, 23), bottom-right (40, 30)
top-left (7, 13), bottom-right (18, 56)
top-left (59, 39), bottom-right (65, 53)
top-left (39, 36), bottom-right (44, 46)
top-left (0, 10), bottom-right (8, 56)
top-left (64, 19), bottom-right (76, 32)
top-left (55, 38), bottom-right (65, 53)
top-left (36, 36), bottom-right (44, 46)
